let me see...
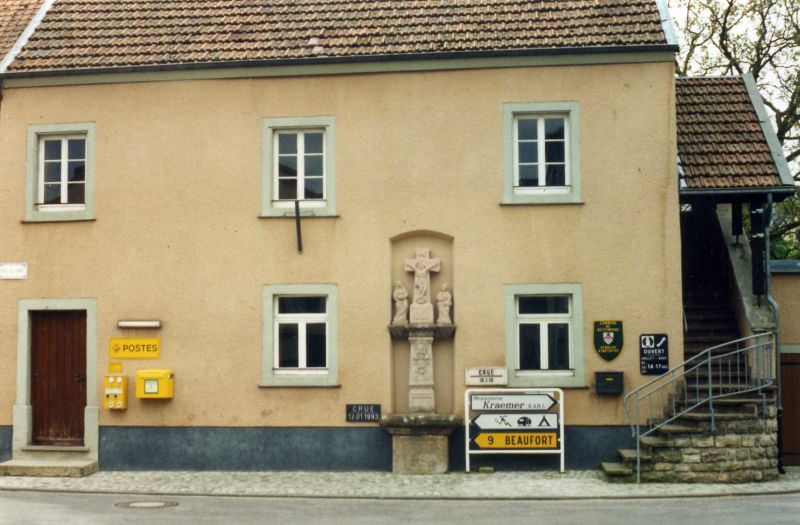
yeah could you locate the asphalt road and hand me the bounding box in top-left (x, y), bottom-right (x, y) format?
top-left (1, 491), bottom-right (799, 524)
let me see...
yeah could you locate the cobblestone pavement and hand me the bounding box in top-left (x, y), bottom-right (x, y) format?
top-left (0, 467), bottom-right (799, 500)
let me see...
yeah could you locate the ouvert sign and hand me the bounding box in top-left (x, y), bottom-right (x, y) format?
top-left (465, 388), bottom-right (564, 472)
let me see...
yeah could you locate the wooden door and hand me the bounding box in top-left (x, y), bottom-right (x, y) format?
top-left (30, 310), bottom-right (86, 446)
top-left (782, 354), bottom-right (800, 466)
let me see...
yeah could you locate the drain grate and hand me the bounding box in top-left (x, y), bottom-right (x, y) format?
top-left (115, 500), bottom-right (179, 509)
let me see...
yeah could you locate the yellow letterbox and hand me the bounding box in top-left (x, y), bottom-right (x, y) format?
top-left (104, 374), bottom-right (128, 410)
top-left (135, 369), bottom-right (174, 399)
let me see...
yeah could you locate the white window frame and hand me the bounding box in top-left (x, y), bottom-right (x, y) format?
top-left (272, 129), bottom-right (327, 209)
top-left (504, 284), bottom-right (585, 388)
top-left (516, 296), bottom-right (573, 371)
top-left (261, 117), bottom-right (336, 218)
top-left (273, 295), bottom-right (329, 374)
top-left (502, 102), bottom-right (581, 205)
top-left (512, 115), bottom-right (570, 195)
top-left (37, 134), bottom-right (88, 212)
top-left (25, 123), bottom-right (96, 222)
top-left (261, 284), bottom-right (339, 387)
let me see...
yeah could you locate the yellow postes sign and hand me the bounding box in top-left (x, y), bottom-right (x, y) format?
top-left (473, 432), bottom-right (558, 450)
top-left (109, 338), bottom-right (160, 359)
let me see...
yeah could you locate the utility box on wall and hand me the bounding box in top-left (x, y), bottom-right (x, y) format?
top-left (104, 374), bottom-right (128, 410)
top-left (595, 371), bottom-right (624, 395)
top-left (135, 369), bottom-right (174, 399)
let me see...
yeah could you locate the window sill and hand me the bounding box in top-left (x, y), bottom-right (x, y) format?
top-left (258, 213), bottom-right (340, 220)
top-left (500, 199), bottom-right (584, 207)
top-left (21, 217), bottom-right (96, 224)
top-left (258, 383), bottom-right (341, 389)
top-left (508, 369), bottom-right (585, 388)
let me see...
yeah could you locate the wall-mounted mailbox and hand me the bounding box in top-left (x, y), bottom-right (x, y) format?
top-left (104, 374), bottom-right (128, 410)
top-left (135, 369), bottom-right (174, 399)
top-left (595, 371), bottom-right (624, 395)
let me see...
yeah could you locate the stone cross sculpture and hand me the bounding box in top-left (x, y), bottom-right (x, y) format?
top-left (404, 248), bottom-right (441, 324)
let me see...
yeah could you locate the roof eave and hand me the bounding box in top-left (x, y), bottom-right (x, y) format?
top-left (0, 44), bottom-right (679, 80)
top-left (680, 185), bottom-right (797, 197)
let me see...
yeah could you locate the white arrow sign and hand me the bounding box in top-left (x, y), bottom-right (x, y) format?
top-left (471, 413), bottom-right (559, 430)
top-left (471, 394), bottom-right (556, 411)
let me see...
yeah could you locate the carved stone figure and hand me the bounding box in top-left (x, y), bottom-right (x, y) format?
top-left (436, 284), bottom-right (452, 325)
top-left (404, 248), bottom-right (441, 323)
top-left (392, 281), bottom-right (409, 325)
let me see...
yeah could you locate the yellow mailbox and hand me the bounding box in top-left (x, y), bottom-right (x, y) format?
top-left (104, 374), bottom-right (128, 410)
top-left (135, 369), bottom-right (174, 399)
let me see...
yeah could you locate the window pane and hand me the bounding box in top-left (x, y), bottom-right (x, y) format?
top-left (279, 156), bottom-right (297, 178)
top-left (44, 140), bottom-right (61, 160)
top-left (278, 324), bottom-right (299, 367)
top-left (68, 139), bottom-right (85, 159)
top-left (304, 178), bottom-right (323, 199)
top-left (519, 324), bottom-right (541, 370)
top-left (305, 154), bottom-right (323, 177)
top-left (278, 133), bottom-right (297, 154)
top-left (548, 323), bottom-right (570, 370)
top-left (278, 296), bottom-right (326, 314)
top-left (43, 184), bottom-right (60, 204)
top-left (545, 118), bottom-right (565, 140)
top-left (546, 165), bottom-right (566, 186)
top-left (518, 142), bottom-right (538, 163)
top-left (306, 323), bottom-right (326, 367)
top-left (68, 161), bottom-right (85, 181)
top-left (545, 141), bottom-right (565, 163)
top-left (67, 183), bottom-right (85, 204)
top-left (278, 179), bottom-right (296, 200)
top-left (518, 119), bottom-right (537, 140)
top-left (305, 132), bottom-right (323, 154)
top-left (44, 162), bottom-right (61, 182)
top-left (519, 296), bottom-right (569, 314)
top-left (518, 165), bottom-right (538, 187)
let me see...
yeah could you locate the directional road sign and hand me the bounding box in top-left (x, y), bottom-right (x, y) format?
top-left (471, 413), bottom-right (558, 430)
top-left (472, 432), bottom-right (558, 450)
top-left (470, 393), bottom-right (556, 411)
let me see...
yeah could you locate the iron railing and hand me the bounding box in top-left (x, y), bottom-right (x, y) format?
top-left (624, 332), bottom-right (776, 482)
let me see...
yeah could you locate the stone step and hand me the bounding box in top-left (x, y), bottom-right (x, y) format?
top-left (680, 411), bottom-right (757, 421)
top-left (600, 462), bottom-right (633, 477)
top-left (640, 435), bottom-right (671, 448)
top-left (684, 334), bottom-right (740, 345)
top-left (0, 458), bottom-right (97, 477)
top-left (682, 397), bottom-right (773, 406)
top-left (655, 423), bottom-right (701, 434)
top-left (619, 448), bottom-right (651, 463)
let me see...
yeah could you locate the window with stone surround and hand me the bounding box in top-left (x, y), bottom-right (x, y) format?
top-left (261, 284), bottom-right (338, 387)
top-left (504, 284), bottom-right (585, 387)
top-left (502, 102), bottom-right (581, 205)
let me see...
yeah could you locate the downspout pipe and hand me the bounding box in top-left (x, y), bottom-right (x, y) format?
top-left (765, 192), bottom-right (785, 474)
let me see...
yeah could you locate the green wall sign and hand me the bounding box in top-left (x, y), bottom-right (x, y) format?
top-left (594, 321), bottom-right (623, 361)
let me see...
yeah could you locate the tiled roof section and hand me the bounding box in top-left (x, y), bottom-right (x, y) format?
top-left (0, 0), bottom-right (42, 60)
top-left (676, 76), bottom-right (782, 190)
top-left (7, 0), bottom-right (669, 73)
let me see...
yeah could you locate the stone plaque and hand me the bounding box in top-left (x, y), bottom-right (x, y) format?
top-left (346, 404), bottom-right (381, 422)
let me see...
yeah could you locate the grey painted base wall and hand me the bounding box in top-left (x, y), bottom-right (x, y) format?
top-left (0, 426), bottom-right (10, 463)
top-left (97, 425), bottom-right (631, 471)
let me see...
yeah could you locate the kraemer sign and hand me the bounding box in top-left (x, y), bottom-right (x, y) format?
top-left (465, 388), bottom-right (564, 473)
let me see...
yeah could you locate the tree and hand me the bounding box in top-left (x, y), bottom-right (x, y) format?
top-left (672, 0), bottom-right (800, 258)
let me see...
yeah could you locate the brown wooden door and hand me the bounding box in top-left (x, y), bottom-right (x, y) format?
top-left (782, 354), bottom-right (800, 466)
top-left (30, 310), bottom-right (86, 446)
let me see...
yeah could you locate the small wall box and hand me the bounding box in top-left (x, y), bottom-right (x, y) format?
top-left (135, 369), bottom-right (174, 399)
top-left (104, 375), bottom-right (128, 410)
top-left (595, 371), bottom-right (624, 395)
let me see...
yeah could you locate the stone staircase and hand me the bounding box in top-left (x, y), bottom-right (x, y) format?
top-left (0, 446), bottom-right (97, 477)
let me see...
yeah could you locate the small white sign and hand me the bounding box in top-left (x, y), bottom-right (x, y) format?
top-left (472, 413), bottom-right (558, 430)
top-left (471, 393), bottom-right (557, 411)
top-left (0, 263), bottom-right (28, 280)
top-left (465, 367), bottom-right (508, 386)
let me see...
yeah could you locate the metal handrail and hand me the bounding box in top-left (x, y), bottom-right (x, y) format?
top-left (624, 332), bottom-right (776, 482)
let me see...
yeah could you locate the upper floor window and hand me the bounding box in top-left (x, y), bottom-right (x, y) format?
top-left (25, 123), bottom-right (96, 222)
top-left (502, 103), bottom-right (581, 205)
top-left (262, 117), bottom-right (336, 217)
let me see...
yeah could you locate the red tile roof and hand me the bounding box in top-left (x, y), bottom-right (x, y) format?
top-left (6, 0), bottom-right (670, 73)
top-left (0, 0), bottom-right (42, 61)
top-left (676, 76), bottom-right (785, 190)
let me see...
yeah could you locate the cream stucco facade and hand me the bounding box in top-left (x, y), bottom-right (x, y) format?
top-left (0, 59), bottom-right (682, 467)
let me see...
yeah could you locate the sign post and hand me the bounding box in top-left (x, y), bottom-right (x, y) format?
top-left (465, 388), bottom-right (564, 473)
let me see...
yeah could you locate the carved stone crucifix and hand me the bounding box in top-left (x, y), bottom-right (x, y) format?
top-left (404, 248), bottom-right (441, 324)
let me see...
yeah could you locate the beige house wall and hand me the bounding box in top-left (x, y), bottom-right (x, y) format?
top-left (0, 60), bottom-right (682, 428)
top-left (773, 274), bottom-right (800, 346)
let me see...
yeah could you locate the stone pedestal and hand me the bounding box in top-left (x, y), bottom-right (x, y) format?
top-left (380, 414), bottom-right (460, 474)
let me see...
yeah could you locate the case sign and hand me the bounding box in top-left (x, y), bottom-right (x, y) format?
top-left (640, 334), bottom-right (669, 375)
top-left (346, 404), bottom-right (381, 422)
top-left (109, 338), bottom-right (160, 359)
top-left (465, 367), bottom-right (508, 386)
top-left (594, 321), bottom-right (623, 361)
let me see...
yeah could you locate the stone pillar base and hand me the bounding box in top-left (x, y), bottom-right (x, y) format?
top-left (380, 413), bottom-right (460, 475)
